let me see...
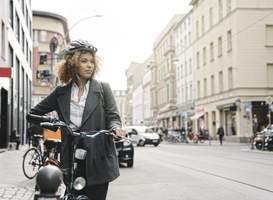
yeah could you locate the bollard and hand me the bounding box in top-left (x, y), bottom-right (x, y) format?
top-left (34, 165), bottom-right (63, 200)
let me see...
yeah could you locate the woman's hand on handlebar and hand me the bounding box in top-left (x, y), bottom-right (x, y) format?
top-left (112, 128), bottom-right (126, 142)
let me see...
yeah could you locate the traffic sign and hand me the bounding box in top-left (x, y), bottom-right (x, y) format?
top-left (265, 96), bottom-right (273, 104)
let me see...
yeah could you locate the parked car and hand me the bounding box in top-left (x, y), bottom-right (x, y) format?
top-left (124, 126), bottom-right (160, 147)
top-left (115, 137), bottom-right (134, 167)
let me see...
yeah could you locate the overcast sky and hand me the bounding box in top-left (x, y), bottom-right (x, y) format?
top-left (32, 0), bottom-right (192, 90)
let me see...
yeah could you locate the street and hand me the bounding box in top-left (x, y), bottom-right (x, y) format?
top-left (1, 141), bottom-right (273, 200)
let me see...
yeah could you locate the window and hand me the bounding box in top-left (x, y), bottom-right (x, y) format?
top-left (210, 42), bottom-right (214, 61)
top-left (181, 64), bottom-right (183, 78)
top-left (211, 75), bottom-right (215, 95)
top-left (185, 61), bottom-right (187, 75)
top-left (40, 31), bottom-right (47, 42)
top-left (227, 0), bottom-right (231, 14)
top-left (184, 22), bottom-right (186, 30)
top-left (26, 8), bottom-right (29, 27)
top-left (177, 66), bottom-right (180, 80)
top-left (16, 13), bottom-right (20, 41)
top-left (203, 47), bottom-right (206, 65)
top-left (9, 0), bottom-right (13, 29)
top-left (184, 36), bottom-right (187, 47)
top-left (189, 59), bottom-right (192, 73)
top-left (210, 8), bottom-right (213, 28)
top-left (180, 40), bottom-right (183, 52)
top-left (21, 0), bottom-right (25, 15)
top-left (229, 67), bottom-right (233, 89)
top-left (182, 88), bottom-right (184, 103)
top-left (189, 32), bottom-right (191, 45)
top-left (204, 78), bottom-right (207, 97)
top-left (188, 17), bottom-right (190, 25)
top-left (197, 52), bottom-right (200, 68)
top-left (266, 25), bottom-right (273, 46)
top-left (197, 81), bottom-right (200, 98)
top-left (202, 16), bottom-right (205, 34)
top-left (218, 37), bottom-right (222, 56)
top-left (196, 21), bottom-right (199, 38)
top-left (1, 21), bottom-right (5, 57)
top-left (9, 44), bottom-right (13, 67)
top-left (176, 43), bottom-right (179, 55)
top-left (219, 0), bottom-right (223, 20)
top-left (29, 21), bottom-right (32, 36)
top-left (26, 40), bottom-right (28, 61)
top-left (170, 36), bottom-right (173, 45)
top-left (190, 84), bottom-right (192, 100)
top-left (219, 71), bottom-right (223, 92)
top-left (21, 28), bottom-right (25, 52)
top-left (228, 30), bottom-right (232, 51)
top-left (178, 89), bottom-right (180, 104)
top-left (167, 84), bottom-right (169, 101)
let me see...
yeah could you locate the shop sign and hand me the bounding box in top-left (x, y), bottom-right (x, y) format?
top-left (216, 103), bottom-right (236, 110)
top-left (0, 67), bottom-right (12, 78)
top-left (196, 108), bottom-right (204, 113)
top-left (244, 105), bottom-right (252, 109)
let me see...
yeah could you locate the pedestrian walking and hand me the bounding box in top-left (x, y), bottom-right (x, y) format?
top-left (217, 125), bottom-right (225, 145)
top-left (27, 39), bottom-right (125, 200)
top-left (157, 127), bottom-right (164, 141)
top-left (10, 129), bottom-right (20, 150)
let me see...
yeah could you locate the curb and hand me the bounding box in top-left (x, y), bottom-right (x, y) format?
top-left (241, 148), bottom-right (273, 155)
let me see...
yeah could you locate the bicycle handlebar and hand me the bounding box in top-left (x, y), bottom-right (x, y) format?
top-left (39, 118), bottom-right (129, 140)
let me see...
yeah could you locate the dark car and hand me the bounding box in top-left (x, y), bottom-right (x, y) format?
top-left (115, 138), bottom-right (134, 167)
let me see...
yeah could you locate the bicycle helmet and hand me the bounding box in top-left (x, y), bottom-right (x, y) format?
top-left (59, 39), bottom-right (98, 59)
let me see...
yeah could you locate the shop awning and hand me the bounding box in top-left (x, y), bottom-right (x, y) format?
top-left (190, 112), bottom-right (204, 121)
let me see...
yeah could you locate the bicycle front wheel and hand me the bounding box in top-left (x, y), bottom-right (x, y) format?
top-left (22, 148), bottom-right (43, 179)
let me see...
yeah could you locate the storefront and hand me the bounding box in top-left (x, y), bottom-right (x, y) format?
top-left (252, 101), bottom-right (273, 132)
top-left (216, 103), bottom-right (238, 136)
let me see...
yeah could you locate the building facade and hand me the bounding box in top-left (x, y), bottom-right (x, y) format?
top-left (113, 90), bottom-right (126, 127)
top-left (174, 10), bottom-right (194, 132)
top-left (0, 0), bottom-right (33, 148)
top-left (151, 14), bottom-right (184, 129)
top-left (125, 61), bottom-right (140, 126)
top-left (190, 0), bottom-right (273, 141)
top-left (32, 10), bottom-right (70, 108)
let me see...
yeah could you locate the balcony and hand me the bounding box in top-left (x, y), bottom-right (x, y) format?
top-left (164, 45), bottom-right (175, 56)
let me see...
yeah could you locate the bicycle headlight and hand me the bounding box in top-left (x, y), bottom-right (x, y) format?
top-left (73, 177), bottom-right (86, 190)
top-left (123, 139), bottom-right (131, 146)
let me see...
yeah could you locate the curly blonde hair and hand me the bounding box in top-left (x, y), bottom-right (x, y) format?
top-left (54, 50), bottom-right (102, 85)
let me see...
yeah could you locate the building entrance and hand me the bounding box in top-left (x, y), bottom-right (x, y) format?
top-left (0, 88), bottom-right (8, 148)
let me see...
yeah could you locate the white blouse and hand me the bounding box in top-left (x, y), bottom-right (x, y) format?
top-left (69, 81), bottom-right (90, 131)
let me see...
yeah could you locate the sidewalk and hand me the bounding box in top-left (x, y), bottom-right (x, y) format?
top-left (0, 144), bottom-right (64, 200)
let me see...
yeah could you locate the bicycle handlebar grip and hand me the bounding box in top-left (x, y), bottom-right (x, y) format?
top-left (26, 114), bottom-right (53, 123)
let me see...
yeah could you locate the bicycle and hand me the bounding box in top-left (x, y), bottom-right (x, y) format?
top-left (22, 134), bottom-right (61, 179)
top-left (27, 113), bottom-right (129, 200)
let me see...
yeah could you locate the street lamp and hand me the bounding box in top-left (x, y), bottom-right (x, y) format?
top-left (58, 15), bottom-right (103, 55)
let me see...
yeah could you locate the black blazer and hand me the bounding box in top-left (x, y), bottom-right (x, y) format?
top-left (28, 79), bottom-right (121, 186)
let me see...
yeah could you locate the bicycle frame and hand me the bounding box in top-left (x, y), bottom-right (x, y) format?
top-left (37, 119), bottom-right (128, 200)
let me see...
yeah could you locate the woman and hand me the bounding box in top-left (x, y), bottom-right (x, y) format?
top-left (27, 39), bottom-right (126, 200)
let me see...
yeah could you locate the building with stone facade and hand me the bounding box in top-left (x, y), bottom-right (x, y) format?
top-left (0, 0), bottom-right (33, 148)
top-left (151, 14), bottom-right (184, 129)
top-left (32, 10), bottom-right (70, 108)
top-left (190, 0), bottom-right (273, 141)
top-left (174, 10), bottom-right (194, 132)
